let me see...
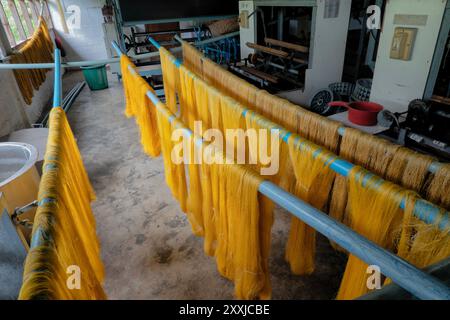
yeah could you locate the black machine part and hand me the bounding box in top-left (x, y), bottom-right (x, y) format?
top-left (405, 99), bottom-right (450, 144)
top-left (309, 89), bottom-right (339, 116)
top-left (116, 0), bottom-right (239, 23)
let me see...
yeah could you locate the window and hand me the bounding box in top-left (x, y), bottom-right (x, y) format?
top-left (0, 0), bottom-right (52, 47)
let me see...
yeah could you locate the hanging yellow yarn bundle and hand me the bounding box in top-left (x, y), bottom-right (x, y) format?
top-left (160, 47), bottom-right (181, 114)
top-left (182, 40), bottom-right (204, 77)
top-left (148, 94), bottom-right (275, 299)
top-left (427, 164), bottom-right (450, 210)
top-left (155, 43), bottom-right (450, 300)
top-left (10, 19), bottom-right (54, 105)
top-left (120, 55), bottom-right (138, 118)
top-left (336, 167), bottom-right (410, 300)
top-left (285, 137), bottom-right (337, 275)
top-left (178, 66), bottom-right (199, 130)
top-left (155, 102), bottom-right (188, 213)
top-left (120, 55), bottom-right (161, 157)
top-left (19, 107), bottom-right (105, 300)
top-left (200, 148), bottom-right (274, 300)
top-left (395, 199), bottom-right (450, 269)
top-left (174, 45), bottom-right (336, 280)
top-left (181, 42), bottom-right (450, 214)
top-left (329, 128), bottom-right (437, 238)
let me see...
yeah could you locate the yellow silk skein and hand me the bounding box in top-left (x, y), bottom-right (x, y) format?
top-left (11, 19), bottom-right (54, 105)
top-left (19, 107), bottom-right (106, 300)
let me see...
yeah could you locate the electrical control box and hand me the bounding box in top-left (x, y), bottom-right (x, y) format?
top-left (390, 27), bottom-right (417, 61)
top-left (239, 10), bottom-right (249, 28)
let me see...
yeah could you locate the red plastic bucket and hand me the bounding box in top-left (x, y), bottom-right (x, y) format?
top-left (328, 101), bottom-right (384, 126)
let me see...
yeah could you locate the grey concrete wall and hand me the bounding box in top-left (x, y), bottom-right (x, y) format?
top-left (0, 68), bottom-right (54, 138)
top-left (1, 0), bottom-right (108, 138)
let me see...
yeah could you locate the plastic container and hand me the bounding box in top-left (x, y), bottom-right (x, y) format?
top-left (328, 101), bottom-right (384, 126)
top-left (80, 64), bottom-right (108, 90)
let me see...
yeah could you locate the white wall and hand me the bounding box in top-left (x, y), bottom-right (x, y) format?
top-left (370, 0), bottom-right (447, 112)
top-left (297, 0), bottom-right (351, 105)
top-left (48, 0), bottom-right (108, 61)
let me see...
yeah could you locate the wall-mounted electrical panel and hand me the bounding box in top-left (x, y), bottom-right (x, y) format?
top-left (390, 27), bottom-right (417, 61)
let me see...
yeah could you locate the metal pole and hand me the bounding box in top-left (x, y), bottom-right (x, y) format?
top-left (0, 58), bottom-right (121, 70)
top-left (53, 48), bottom-right (62, 107)
top-left (147, 38), bottom-right (449, 229)
top-left (113, 42), bottom-right (450, 300)
top-left (277, 7), bottom-right (284, 41)
top-left (358, 257), bottom-right (450, 300)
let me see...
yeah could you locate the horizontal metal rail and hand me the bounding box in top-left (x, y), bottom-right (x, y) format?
top-left (113, 41), bottom-right (450, 300)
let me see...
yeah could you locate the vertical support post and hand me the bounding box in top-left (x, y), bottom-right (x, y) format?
top-left (7, 0), bottom-right (27, 40)
top-left (53, 48), bottom-right (62, 107)
top-left (277, 7), bottom-right (284, 41)
top-left (424, 7), bottom-right (450, 100)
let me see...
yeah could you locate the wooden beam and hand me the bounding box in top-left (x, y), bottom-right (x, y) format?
top-left (291, 56), bottom-right (308, 65)
top-left (265, 37), bottom-right (309, 53)
top-left (18, 0), bottom-right (34, 36)
top-left (7, 0), bottom-right (26, 41)
top-left (0, 2), bottom-right (16, 46)
top-left (248, 42), bottom-right (308, 64)
top-left (240, 66), bottom-right (279, 83)
top-left (246, 42), bottom-right (289, 58)
top-left (430, 95), bottom-right (450, 105)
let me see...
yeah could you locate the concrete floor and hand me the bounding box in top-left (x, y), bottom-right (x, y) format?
top-left (64, 70), bottom-right (347, 300)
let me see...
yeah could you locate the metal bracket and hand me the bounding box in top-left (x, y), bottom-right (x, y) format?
top-left (11, 200), bottom-right (37, 229)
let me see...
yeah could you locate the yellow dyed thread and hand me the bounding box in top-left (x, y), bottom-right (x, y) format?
top-left (155, 103), bottom-right (188, 213)
top-left (328, 128), bottom-right (436, 251)
top-left (336, 167), bottom-right (409, 300)
top-left (19, 107), bottom-right (106, 300)
top-left (181, 41), bottom-right (342, 153)
top-left (149, 46), bottom-right (450, 299)
top-left (151, 98), bottom-right (275, 299)
top-left (160, 47), bottom-right (181, 114)
top-left (120, 55), bottom-right (161, 157)
top-left (182, 41), bottom-right (450, 218)
top-left (395, 199), bottom-right (450, 270)
top-left (426, 164), bottom-right (450, 210)
top-left (10, 19), bottom-right (53, 105)
top-left (164, 46), bottom-right (343, 282)
top-left (285, 138), bottom-right (337, 275)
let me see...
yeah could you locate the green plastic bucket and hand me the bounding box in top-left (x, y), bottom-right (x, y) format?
top-left (80, 64), bottom-right (108, 90)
